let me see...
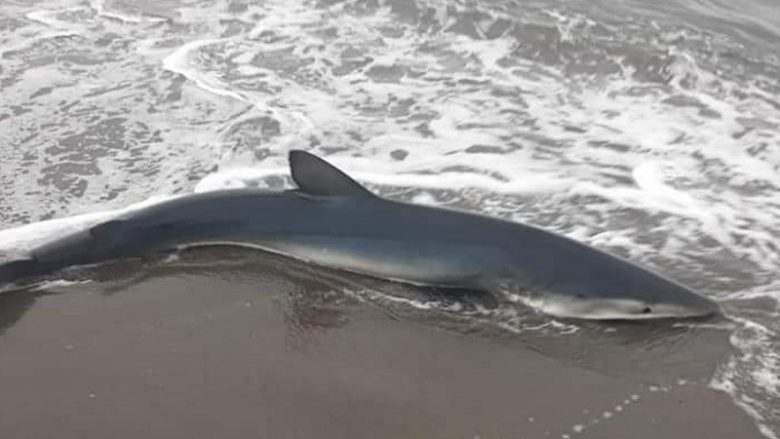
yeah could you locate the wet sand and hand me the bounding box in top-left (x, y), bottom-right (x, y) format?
top-left (0, 251), bottom-right (760, 439)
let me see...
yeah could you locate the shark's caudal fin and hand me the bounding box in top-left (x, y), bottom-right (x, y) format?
top-left (289, 150), bottom-right (374, 197)
top-left (0, 257), bottom-right (40, 288)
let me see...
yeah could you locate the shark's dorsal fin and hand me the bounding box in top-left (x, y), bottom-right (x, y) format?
top-left (289, 150), bottom-right (374, 197)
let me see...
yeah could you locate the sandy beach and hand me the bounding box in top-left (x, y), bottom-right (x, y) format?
top-left (0, 249), bottom-right (760, 439)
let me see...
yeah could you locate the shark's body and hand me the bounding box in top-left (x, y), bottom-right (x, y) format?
top-left (0, 151), bottom-right (718, 319)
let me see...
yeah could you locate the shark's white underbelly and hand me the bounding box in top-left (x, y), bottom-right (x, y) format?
top-left (186, 235), bottom-right (506, 288)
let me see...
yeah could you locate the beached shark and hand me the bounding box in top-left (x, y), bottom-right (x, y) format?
top-left (0, 150), bottom-right (718, 319)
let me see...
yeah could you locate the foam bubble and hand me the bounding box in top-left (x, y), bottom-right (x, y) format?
top-left (711, 311), bottom-right (780, 439)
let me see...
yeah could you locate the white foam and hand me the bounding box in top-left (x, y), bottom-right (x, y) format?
top-left (88, 0), bottom-right (171, 23)
top-left (194, 161), bottom-right (569, 195)
top-left (721, 282), bottom-right (780, 306)
top-left (26, 8), bottom-right (82, 29)
top-left (162, 39), bottom-right (247, 103)
top-left (89, 0), bottom-right (141, 23)
top-left (711, 309), bottom-right (780, 439)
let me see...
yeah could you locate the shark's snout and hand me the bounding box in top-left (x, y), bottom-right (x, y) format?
top-left (648, 289), bottom-right (720, 319)
top-left (531, 281), bottom-right (720, 321)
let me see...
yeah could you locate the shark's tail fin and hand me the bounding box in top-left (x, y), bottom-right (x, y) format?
top-left (0, 257), bottom-right (40, 288)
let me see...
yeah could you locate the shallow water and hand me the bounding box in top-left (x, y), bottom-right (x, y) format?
top-left (0, 0), bottom-right (778, 436)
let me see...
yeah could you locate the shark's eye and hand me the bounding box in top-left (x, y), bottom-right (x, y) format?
top-left (642, 306), bottom-right (653, 314)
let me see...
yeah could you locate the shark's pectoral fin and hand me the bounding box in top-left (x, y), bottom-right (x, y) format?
top-left (0, 257), bottom-right (39, 286)
top-left (89, 219), bottom-right (126, 240)
top-left (289, 150), bottom-right (374, 197)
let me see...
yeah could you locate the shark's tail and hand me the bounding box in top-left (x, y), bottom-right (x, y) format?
top-left (0, 257), bottom-right (41, 289)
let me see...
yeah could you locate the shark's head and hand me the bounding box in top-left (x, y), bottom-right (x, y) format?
top-left (534, 289), bottom-right (719, 320)
top-left (517, 270), bottom-right (720, 321)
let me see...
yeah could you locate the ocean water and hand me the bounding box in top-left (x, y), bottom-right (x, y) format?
top-left (0, 0), bottom-right (778, 436)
